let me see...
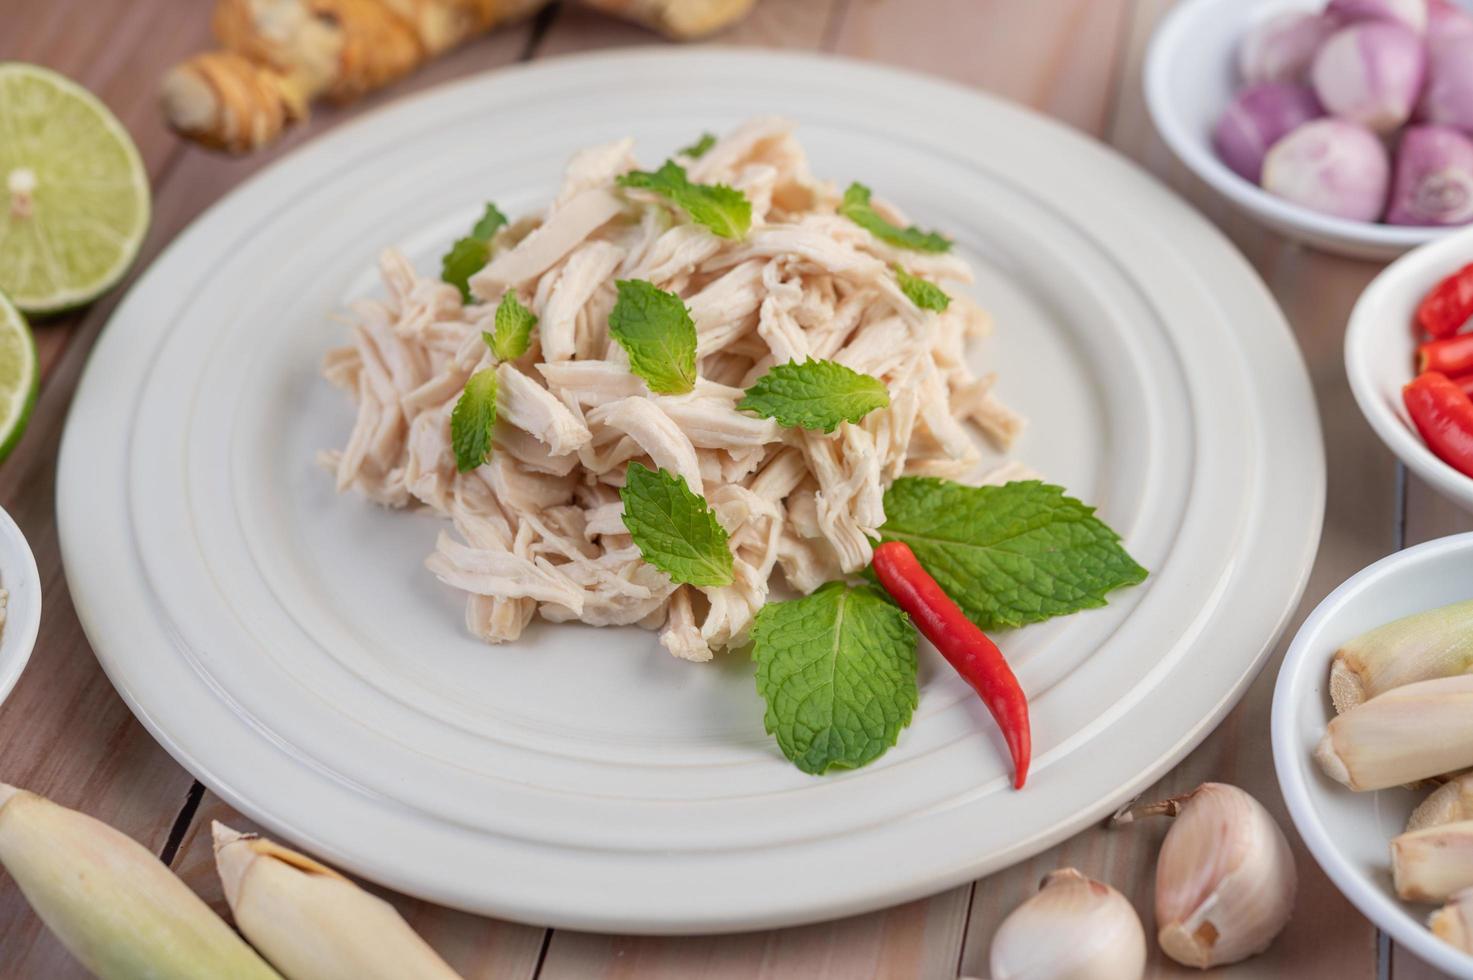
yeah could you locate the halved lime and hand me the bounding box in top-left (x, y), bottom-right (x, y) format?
top-left (0, 63), bottom-right (151, 315)
top-left (0, 292), bottom-right (37, 461)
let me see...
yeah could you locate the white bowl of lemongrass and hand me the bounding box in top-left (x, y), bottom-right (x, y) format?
top-left (0, 504), bottom-right (39, 708)
top-left (1274, 533), bottom-right (1473, 978)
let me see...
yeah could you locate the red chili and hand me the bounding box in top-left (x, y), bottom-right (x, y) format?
top-left (871, 540), bottom-right (1031, 789)
top-left (1419, 334), bottom-right (1473, 375)
top-left (1405, 372), bottom-right (1473, 478)
top-left (1417, 262), bottom-right (1473, 339)
top-left (1454, 373), bottom-right (1473, 398)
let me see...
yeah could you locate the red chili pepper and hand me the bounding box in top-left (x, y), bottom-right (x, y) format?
top-left (871, 540), bottom-right (1031, 789)
top-left (1419, 334), bottom-right (1473, 375)
top-left (1405, 372), bottom-right (1473, 478)
top-left (1454, 373), bottom-right (1473, 398)
top-left (1417, 263), bottom-right (1473, 339)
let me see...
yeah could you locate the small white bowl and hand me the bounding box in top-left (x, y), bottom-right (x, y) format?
top-left (1274, 534), bottom-right (1473, 979)
top-left (0, 505), bottom-right (38, 706)
top-left (1346, 224), bottom-right (1473, 514)
top-left (1146, 0), bottom-right (1454, 261)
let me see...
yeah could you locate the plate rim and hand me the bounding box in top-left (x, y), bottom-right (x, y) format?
top-left (58, 46), bottom-right (1326, 933)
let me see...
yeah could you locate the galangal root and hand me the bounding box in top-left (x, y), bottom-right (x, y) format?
top-left (160, 0), bottom-right (756, 154)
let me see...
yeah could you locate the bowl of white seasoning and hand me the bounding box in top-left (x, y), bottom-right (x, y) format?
top-left (0, 505), bottom-right (39, 708)
top-left (1274, 534), bottom-right (1473, 979)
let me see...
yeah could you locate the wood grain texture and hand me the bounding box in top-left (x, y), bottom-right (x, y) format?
top-left (168, 793), bottom-right (546, 979)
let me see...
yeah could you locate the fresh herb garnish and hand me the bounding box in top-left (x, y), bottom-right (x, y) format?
top-left (879, 478), bottom-right (1148, 629)
top-left (441, 202), bottom-right (509, 302)
top-left (839, 183), bottom-right (951, 253)
top-left (895, 265), bottom-right (951, 311)
top-left (620, 463), bottom-right (733, 587)
top-left (752, 582), bottom-right (919, 774)
top-left (618, 161), bottom-right (751, 240)
top-left (678, 132), bottom-right (717, 159)
top-left (738, 358), bottom-right (890, 432)
top-left (487, 292), bottom-right (536, 361)
top-left (450, 367), bottom-right (498, 472)
top-left (608, 279), bottom-right (698, 395)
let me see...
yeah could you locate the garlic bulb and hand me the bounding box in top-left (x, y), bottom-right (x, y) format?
top-left (989, 868), bottom-right (1146, 980)
top-left (1430, 888), bottom-right (1473, 954)
top-left (1129, 783), bottom-right (1296, 969)
top-left (1408, 772), bottom-right (1473, 832)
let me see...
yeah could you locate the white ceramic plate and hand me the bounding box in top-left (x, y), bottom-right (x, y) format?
top-left (1274, 535), bottom-right (1473, 979)
top-left (1146, 0), bottom-right (1471, 261)
top-left (1347, 224), bottom-right (1473, 515)
top-left (58, 50), bottom-right (1325, 933)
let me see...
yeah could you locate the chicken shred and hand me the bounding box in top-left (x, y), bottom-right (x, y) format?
top-left (323, 119), bottom-right (1022, 655)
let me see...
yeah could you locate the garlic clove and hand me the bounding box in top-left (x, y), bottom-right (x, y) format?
top-left (1151, 784), bottom-right (1297, 969)
top-left (1408, 772), bottom-right (1473, 831)
top-left (1392, 820), bottom-right (1473, 902)
top-left (1430, 887), bottom-right (1473, 953)
top-left (1315, 674), bottom-right (1473, 791)
top-left (989, 868), bottom-right (1146, 980)
top-left (1329, 598), bottom-right (1473, 713)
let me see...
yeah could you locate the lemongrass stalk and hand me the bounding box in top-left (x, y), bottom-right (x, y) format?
top-left (1330, 599), bottom-right (1473, 713)
top-left (1393, 820), bottom-right (1473, 903)
top-left (1314, 674), bottom-right (1473, 791)
top-left (0, 784), bottom-right (281, 979)
top-left (213, 823), bottom-right (462, 980)
top-left (1409, 772), bottom-right (1473, 832)
top-left (1431, 888), bottom-right (1473, 954)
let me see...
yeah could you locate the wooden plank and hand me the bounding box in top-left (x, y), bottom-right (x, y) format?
top-left (958, 1), bottom-right (1385, 977)
top-left (536, 0), bottom-right (842, 55)
top-left (829, 0), bottom-right (1133, 134)
top-left (167, 793), bottom-right (546, 979)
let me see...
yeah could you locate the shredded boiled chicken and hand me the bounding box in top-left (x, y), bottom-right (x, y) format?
top-left (321, 118), bottom-right (1025, 662)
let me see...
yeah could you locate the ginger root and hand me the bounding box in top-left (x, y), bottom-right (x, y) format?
top-left (161, 0), bottom-right (755, 154)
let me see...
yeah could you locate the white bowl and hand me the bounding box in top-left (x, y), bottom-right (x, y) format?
top-left (0, 506), bottom-right (38, 707)
top-left (1274, 534), bottom-right (1473, 979)
top-left (1346, 224), bottom-right (1473, 513)
top-left (1146, 0), bottom-right (1456, 261)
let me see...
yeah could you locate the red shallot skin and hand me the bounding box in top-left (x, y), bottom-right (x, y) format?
top-left (1239, 11), bottom-right (1343, 85)
top-left (1418, 1), bottom-right (1473, 132)
top-left (1262, 118), bottom-right (1391, 221)
top-left (1387, 125), bottom-right (1473, 225)
top-left (1327, 0), bottom-right (1429, 33)
top-left (1312, 21), bottom-right (1428, 133)
top-left (1214, 84), bottom-right (1325, 182)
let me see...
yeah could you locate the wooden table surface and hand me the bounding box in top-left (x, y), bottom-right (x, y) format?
top-left (0, 1), bottom-right (1458, 976)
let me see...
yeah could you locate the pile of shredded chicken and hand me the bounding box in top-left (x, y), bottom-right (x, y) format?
top-left (321, 118), bottom-right (1025, 662)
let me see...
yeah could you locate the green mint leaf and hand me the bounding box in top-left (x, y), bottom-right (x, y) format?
top-left (895, 265), bottom-right (950, 311)
top-left (488, 292), bottom-right (536, 361)
top-left (618, 161), bottom-right (751, 240)
top-left (619, 463), bottom-right (733, 587)
top-left (752, 582), bottom-right (919, 774)
top-left (678, 133), bottom-right (717, 159)
top-left (608, 279), bottom-right (698, 394)
top-left (839, 183), bottom-right (951, 253)
top-left (441, 202), bottom-right (509, 302)
top-left (879, 479), bottom-right (1148, 629)
top-left (450, 368), bottom-right (498, 472)
top-left (738, 358), bottom-right (890, 432)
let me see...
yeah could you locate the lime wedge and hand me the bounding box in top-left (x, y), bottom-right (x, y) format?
top-left (0, 63), bottom-right (151, 315)
top-left (0, 292), bottom-right (37, 461)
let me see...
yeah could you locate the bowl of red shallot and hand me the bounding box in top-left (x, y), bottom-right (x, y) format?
top-left (1147, 0), bottom-right (1473, 259)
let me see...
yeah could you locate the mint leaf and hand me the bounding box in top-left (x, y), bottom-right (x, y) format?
top-left (678, 133), bottom-right (717, 159)
top-left (441, 202), bottom-right (509, 301)
top-left (879, 479), bottom-right (1148, 629)
top-left (618, 161), bottom-right (751, 240)
top-left (488, 292), bottom-right (536, 361)
top-left (608, 279), bottom-right (698, 394)
top-left (450, 368), bottom-right (498, 472)
top-left (895, 265), bottom-right (950, 311)
top-left (752, 582), bottom-right (919, 774)
top-left (738, 358), bottom-right (889, 432)
top-left (839, 183), bottom-right (951, 253)
top-left (620, 463), bottom-right (733, 586)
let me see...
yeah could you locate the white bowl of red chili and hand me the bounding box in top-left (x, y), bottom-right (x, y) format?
top-left (1347, 224), bottom-right (1473, 513)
